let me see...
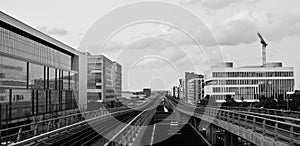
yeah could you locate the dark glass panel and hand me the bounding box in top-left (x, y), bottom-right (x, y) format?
top-left (49, 68), bottom-right (56, 89)
top-left (0, 88), bottom-right (9, 103)
top-left (11, 89), bottom-right (32, 119)
top-left (50, 90), bottom-right (59, 106)
top-left (87, 92), bottom-right (102, 101)
top-left (29, 63), bottom-right (44, 89)
top-left (37, 90), bottom-right (46, 114)
top-left (0, 27), bottom-right (72, 70)
top-left (62, 71), bottom-right (69, 90)
top-left (70, 72), bottom-right (76, 91)
top-left (0, 55), bottom-right (27, 88)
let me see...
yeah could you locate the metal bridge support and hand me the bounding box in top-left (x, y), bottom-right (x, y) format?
top-left (224, 131), bottom-right (238, 146)
top-left (206, 124), bottom-right (216, 145)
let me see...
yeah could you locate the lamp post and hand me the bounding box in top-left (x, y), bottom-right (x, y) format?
top-left (287, 91), bottom-right (294, 110)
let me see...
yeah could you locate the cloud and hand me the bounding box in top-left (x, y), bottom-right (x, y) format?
top-left (213, 11), bottom-right (300, 46)
top-left (38, 26), bottom-right (69, 36)
top-left (180, 0), bottom-right (201, 5)
top-left (181, 0), bottom-right (260, 9)
top-left (167, 11), bottom-right (300, 47)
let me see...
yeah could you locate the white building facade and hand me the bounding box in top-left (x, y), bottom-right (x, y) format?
top-left (205, 62), bottom-right (295, 103)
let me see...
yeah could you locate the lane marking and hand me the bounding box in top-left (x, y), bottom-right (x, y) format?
top-left (163, 106), bottom-right (169, 112)
top-left (189, 123), bottom-right (213, 146)
top-left (150, 124), bottom-right (156, 146)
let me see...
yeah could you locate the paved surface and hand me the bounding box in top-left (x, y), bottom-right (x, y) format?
top-left (141, 122), bottom-right (209, 146)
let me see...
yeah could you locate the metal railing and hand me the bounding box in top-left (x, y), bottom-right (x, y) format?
top-left (220, 106), bottom-right (300, 119)
top-left (0, 106), bottom-right (128, 145)
top-left (171, 100), bottom-right (300, 146)
top-left (8, 96), bottom-right (158, 146)
top-left (103, 107), bottom-right (154, 146)
top-left (168, 97), bottom-right (300, 118)
top-left (1, 102), bottom-right (78, 123)
top-left (168, 97), bottom-right (300, 124)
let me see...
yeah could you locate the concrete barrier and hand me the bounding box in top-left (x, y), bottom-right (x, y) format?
top-left (253, 133), bottom-right (264, 146)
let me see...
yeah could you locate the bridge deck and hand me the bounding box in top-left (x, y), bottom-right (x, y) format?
top-left (140, 118), bottom-right (211, 146)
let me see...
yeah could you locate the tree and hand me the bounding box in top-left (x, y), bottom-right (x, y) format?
top-left (197, 95), bottom-right (217, 107)
top-left (263, 96), bottom-right (277, 109)
top-left (222, 95), bottom-right (237, 107)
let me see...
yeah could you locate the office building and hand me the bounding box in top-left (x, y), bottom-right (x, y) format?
top-left (113, 62), bottom-right (122, 98)
top-left (187, 78), bottom-right (204, 104)
top-left (172, 86), bottom-right (179, 98)
top-left (185, 72), bottom-right (204, 102)
top-left (143, 88), bottom-right (151, 97)
top-left (179, 79), bottom-right (184, 100)
top-left (204, 62), bottom-right (295, 103)
top-left (0, 11), bottom-right (87, 121)
top-left (87, 55), bottom-right (122, 103)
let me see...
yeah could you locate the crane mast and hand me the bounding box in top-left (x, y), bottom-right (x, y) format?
top-left (257, 32), bottom-right (268, 67)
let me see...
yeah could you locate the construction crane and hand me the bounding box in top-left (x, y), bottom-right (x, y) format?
top-left (257, 32), bottom-right (268, 67)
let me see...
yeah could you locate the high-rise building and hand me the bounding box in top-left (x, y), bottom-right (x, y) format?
top-left (113, 62), bottom-right (122, 98)
top-left (143, 88), bottom-right (151, 97)
top-left (0, 11), bottom-right (87, 121)
top-left (172, 86), bottom-right (179, 98)
top-left (185, 72), bottom-right (204, 102)
top-left (87, 55), bottom-right (122, 103)
top-left (187, 78), bottom-right (204, 104)
top-left (204, 62), bottom-right (295, 103)
top-left (179, 79), bottom-right (184, 100)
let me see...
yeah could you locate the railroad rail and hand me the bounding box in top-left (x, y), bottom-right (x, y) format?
top-left (7, 96), bottom-right (158, 146)
top-left (103, 107), bottom-right (155, 146)
top-left (49, 110), bottom-right (142, 146)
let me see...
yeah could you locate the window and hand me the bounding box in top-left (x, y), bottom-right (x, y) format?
top-left (0, 55), bottom-right (27, 88)
top-left (0, 27), bottom-right (72, 70)
top-left (49, 68), bottom-right (56, 89)
top-left (62, 71), bottom-right (69, 90)
top-left (29, 63), bottom-right (44, 89)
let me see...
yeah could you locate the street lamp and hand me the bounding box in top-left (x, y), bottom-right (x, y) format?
top-left (287, 91), bottom-right (294, 110)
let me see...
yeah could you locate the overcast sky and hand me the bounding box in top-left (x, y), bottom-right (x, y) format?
top-left (2, 0), bottom-right (300, 91)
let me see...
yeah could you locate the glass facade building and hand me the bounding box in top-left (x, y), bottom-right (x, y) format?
top-left (204, 62), bottom-right (295, 103)
top-left (0, 12), bottom-right (83, 121)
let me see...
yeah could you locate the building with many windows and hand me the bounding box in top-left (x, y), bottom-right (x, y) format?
top-left (87, 55), bottom-right (122, 104)
top-left (0, 11), bottom-right (87, 121)
top-left (178, 79), bottom-right (184, 100)
top-left (113, 62), bottom-right (122, 98)
top-left (187, 78), bottom-right (204, 104)
top-left (184, 72), bottom-right (204, 103)
top-left (204, 62), bottom-right (295, 103)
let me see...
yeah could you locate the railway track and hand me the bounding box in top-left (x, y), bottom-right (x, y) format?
top-left (44, 110), bottom-right (141, 146)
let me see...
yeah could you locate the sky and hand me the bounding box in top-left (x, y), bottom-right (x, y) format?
top-left (1, 0), bottom-right (300, 91)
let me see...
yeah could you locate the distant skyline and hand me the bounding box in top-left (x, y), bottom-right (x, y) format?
top-left (2, 0), bottom-right (300, 91)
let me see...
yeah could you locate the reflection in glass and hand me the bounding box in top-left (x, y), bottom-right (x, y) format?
top-left (0, 55), bottom-right (27, 88)
top-left (49, 67), bottom-right (56, 89)
top-left (29, 63), bottom-right (44, 89)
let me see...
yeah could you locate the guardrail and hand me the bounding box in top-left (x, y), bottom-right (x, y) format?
top-left (0, 107), bottom-right (126, 145)
top-left (103, 107), bottom-right (154, 146)
top-left (170, 99), bottom-right (300, 146)
top-left (220, 106), bottom-right (300, 119)
top-left (168, 97), bottom-right (300, 124)
top-left (167, 97), bottom-right (300, 118)
top-left (8, 96), bottom-right (158, 146)
top-left (11, 108), bottom-right (135, 146)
